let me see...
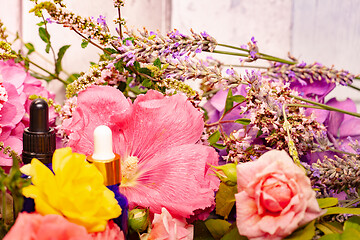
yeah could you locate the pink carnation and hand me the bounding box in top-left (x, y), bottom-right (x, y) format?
top-left (4, 213), bottom-right (124, 240)
top-left (235, 150), bottom-right (324, 240)
top-left (4, 212), bottom-right (91, 240)
top-left (62, 85), bottom-right (219, 218)
top-left (90, 221), bottom-right (125, 240)
top-left (147, 208), bottom-right (193, 240)
top-left (0, 60), bottom-right (56, 166)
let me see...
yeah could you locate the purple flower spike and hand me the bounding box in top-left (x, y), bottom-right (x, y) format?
top-left (97, 15), bottom-right (106, 26)
top-left (251, 36), bottom-right (257, 44)
top-left (200, 31), bottom-right (209, 38)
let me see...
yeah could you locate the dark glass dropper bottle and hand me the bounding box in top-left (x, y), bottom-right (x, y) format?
top-left (22, 98), bottom-right (56, 164)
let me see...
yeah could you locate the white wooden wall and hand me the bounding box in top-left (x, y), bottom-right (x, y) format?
top-left (0, 0), bottom-right (359, 106)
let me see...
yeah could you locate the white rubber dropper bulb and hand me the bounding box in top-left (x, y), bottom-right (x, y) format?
top-left (91, 125), bottom-right (116, 161)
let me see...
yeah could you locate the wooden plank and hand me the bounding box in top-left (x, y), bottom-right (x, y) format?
top-left (292, 0), bottom-right (360, 105)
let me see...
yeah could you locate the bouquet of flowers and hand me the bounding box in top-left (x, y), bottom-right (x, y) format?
top-left (0, 0), bottom-right (360, 239)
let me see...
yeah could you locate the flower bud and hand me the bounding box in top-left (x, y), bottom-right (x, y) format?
top-left (128, 208), bottom-right (150, 232)
top-left (212, 163), bottom-right (237, 186)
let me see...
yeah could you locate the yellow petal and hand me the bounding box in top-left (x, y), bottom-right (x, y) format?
top-left (52, 147), bottom-right (73, 174)
top-left (20, 164), bottom-right (31, 176)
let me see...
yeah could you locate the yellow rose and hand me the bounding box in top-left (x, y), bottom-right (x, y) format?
top-left (21, 147), bottom-right (121, 232)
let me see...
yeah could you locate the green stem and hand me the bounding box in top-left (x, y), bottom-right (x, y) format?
top-left (1, 187), bottom-right (6, 226)
top-left (24, 57), bottom-right (67, 85)
top-left (217, 43), bottom-right (297, 65)
top-left (327, 148), bottom-right (358, 157)
top-left (343, 197), bottom-right (360, 208)
top-left (212, 50), bottom-right (248, 58)
top-left (348, 84), bottom-right (360, 92)
top-left (289, 95), bottom-right (360, 118)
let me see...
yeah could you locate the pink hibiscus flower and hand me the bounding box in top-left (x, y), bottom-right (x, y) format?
top-left (62, 85), bottom-right (219, 218)
top-left (0, 60), bottom-right (56, 166)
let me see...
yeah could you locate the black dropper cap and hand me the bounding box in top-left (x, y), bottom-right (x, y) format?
top-left (22, 99), bottom-right (56, 164)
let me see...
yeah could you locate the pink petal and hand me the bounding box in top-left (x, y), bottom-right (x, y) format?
top-left (0, 136), bottom-right (22, 166)
top-left (113, 90), bottom-right (204, 161)
top-left (0, 65), bottom-right (26, 92)
top-left (64, 86), bottom-right (131, 156)
top-left (119, 144), bottom-right (219, 218)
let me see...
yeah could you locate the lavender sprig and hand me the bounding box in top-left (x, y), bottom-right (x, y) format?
top-left (265, 62), bottom-right (356, 86)
top-left (114, 28), bottom-right (217, 66)
top-left (308, 155), bottom-right (360, 193)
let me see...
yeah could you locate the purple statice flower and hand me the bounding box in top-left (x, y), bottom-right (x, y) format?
top-left (226, 68), bottom-right (235, 76)
top-left (97, 15), bottom-right (106, 26)
top-left (125, 40), bottom-right (133, 46)
top-left (124, 52), bottom-right (136, 66)
top-left (240, 44), bottom-right (247, 49)
top-left (45, 18), bottom-right (53, 24)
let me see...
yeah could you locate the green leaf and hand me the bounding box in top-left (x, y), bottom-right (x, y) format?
top-left (38, 27), bottom-right (50, 43)
top-left (142, 79), bottom-right (152, 88)
top-left (224, 89), bottom-right (233, 114)
top-left (154, 58), bottom-right (161, 69)
top-left (103, 47), bottom-right (118, 54)
top-left (221, 226), bottom-right (247, 240)
top-left (205, 219), bottom-right (231, 240)
top-left (318, 234), bottom-right (340, 240)
top-left (285, 220), bottom-right (316, 240)
top-left (215, 182), bottom-right (237, 219)
top-left (139, 67), bottom-right (152, 77)
top-left (208, 130), bottom-right (221, 145)
top-left (45, 42), bottom-right (50, 53)
top-left (212, 143), bottom-right (227, 149)
top-left (36, 21), bottom-right (45, 26)
top-left (133, 61), bottom-right (140, 70)
top-left (234, 118), bottom-right (251, 125)
top-left (55, 45), bottom-right (70, 75)
top-left (316, 222), bottom-right (343, 235)
top-left (66, 73), bottom-right (80, 84)
top-left (81, 39), bottom-right (89, 48)
top-left (24, 43), bottom-right (35, 55)
top-left (344, 216), bottom-right (360, 233)
top-left (193, 220), bottom-right (215, 240)
top-left (323, 207), bottom-right (360, 216)
top-left (341, 228), bottom-right (360, 240)
top-left (114, 61), bottom-right (124, 72)
top-left (317, 198), bottom-right (338, 209)
top-left (230, 95), bottom-right (245, 103)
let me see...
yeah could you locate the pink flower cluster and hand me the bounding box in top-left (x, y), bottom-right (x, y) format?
top-left (0, 60), bottom-right (56, 166)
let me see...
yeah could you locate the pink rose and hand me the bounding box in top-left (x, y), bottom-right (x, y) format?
top-left (148, 208), bottom-right (193, 240)
top-left (4, 212), bottom-right (91, 240)
top-left (235, 150), bottom-right (324, 240)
